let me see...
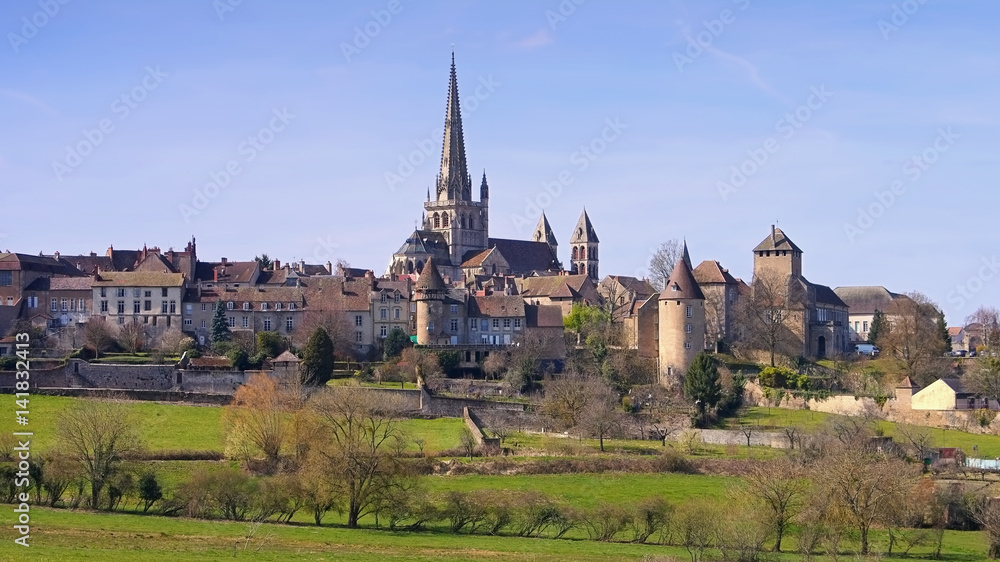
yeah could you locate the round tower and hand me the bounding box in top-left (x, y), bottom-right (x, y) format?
top-left (658, 256), bottom-right (706, 387)
top-left (414, 257), bottom-right (447, 345)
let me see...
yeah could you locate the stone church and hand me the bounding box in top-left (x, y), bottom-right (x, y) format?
top-left (387, 55), bottom-right (598, 284)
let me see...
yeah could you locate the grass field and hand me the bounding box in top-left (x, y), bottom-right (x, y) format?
top-left (0, 507), bottom-right (990, 561)
top-left (734, 406), bottom-right (1000, 457)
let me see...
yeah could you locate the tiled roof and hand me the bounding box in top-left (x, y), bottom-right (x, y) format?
top-left (525, 304), bottom-right (563, 328)
top-left (469, 295), bottom-right (525, 318)
top-left (487, 238), bottom-right (558, 274)
top-left (460, 248), bottom-right (494, 268)
top-left (948, 327), bottom-right (964, 337)
top-left (659, 258), bottom-right (704, 300)
top-left (301, 277), bottom-right (373, 312)
top-left (517, 275), bottom-right (592, 299)
top-left (24, 277), bottom-right (93, 291)
top-left (273, 350), bottom-right (300, 363)
top-left (753, 227), bottom-right (802, 253)
top-left (896, 376), bottom-right (918, 389)
top-left (194, 261), bottom-right (258, 284)
top-left (692, 260), bottom-right (738, 285)
top-left (415, 257), bottom-right (447, 291)
top-left (569, 209), bottom-right (599, 243)
top-left (0, 253), bottom-right (79, 274)
top-left (92, 272), bottom-right (185, 287)
top-left (134, 253), bottom-right (178, 274)
top-left (833, 286), bottom-right (904, 315)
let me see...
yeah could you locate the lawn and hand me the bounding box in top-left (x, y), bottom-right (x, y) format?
top-left (733, 406), bottom-right (1000, 457)
top-left (0, 506), bottom-right (990, 561)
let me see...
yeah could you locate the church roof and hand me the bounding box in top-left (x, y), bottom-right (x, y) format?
top-left (436, 52), bottom-right (472, 201)
top-left (753, 226), bottom-right (802, 253)
top-left (569, 209), bottom-right (599, 244)
top-left (658, 258), bottom-right (704, 301)
top-left (394, 230), bottom-right (451, 264)
top-left (415, 257), bottom-right (447, 291)
top-left (692, 260), bottom-right (738, 285)
top-left (460, 248), bottom-right (494, 268)
top-left (532, 213), bottom-right (558, 247)
top-left (487, 238), bottom-right (558, 274)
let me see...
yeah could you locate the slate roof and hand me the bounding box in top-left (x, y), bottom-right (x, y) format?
top-left (487, 238), bottom-right (558, 274)
top-left (134, 252), bottom-right (178, 274)
top-left (692, 260), bottom-right (739, 285)
top-left (394, 230), bottom-right (451, 263)
top-left (92, 272), bottom-right (185, 287)
top-left (659, 258), bottom-right (704, 300)
top-left (194, 261), bottom-right (258, 284)
top-left (57, 254), bottom-right (114, 275)
top-left (23, 277), bottom-right (93, 291)
top-left (813, 283), bottom-right (849, 308)
top-left (569, 210), bottom-right (599, 243)
top-left (833, 286), bottom-right (905, 315)
top-left (0, 253), bottom-right (80, 275)
top-left (525, 304), bottom-right (564, 328)
top-left (604, 276), bottom-right (658, 299)
top-left (753, 227), bottom-right (802, 253)
top-left (939, 378), bottom-right (971, 396)
top-left (469, 295), bottom-right (525, 318)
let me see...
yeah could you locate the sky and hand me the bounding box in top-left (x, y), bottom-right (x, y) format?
top-left (1, 0), bottom-right (998, 324)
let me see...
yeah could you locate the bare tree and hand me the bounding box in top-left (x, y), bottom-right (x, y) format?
top-left (877, 292), bottom-right (950, 385)
top-left (733, 269), bottom-right (804, 366)
top-left (224, 373), bottom-right (291, 472)
top-left (967, 306), bottom-right (1000, 351)
top-left (540, 374), bottom-right (607, 428)
top-left (974, 495), bottom-right (1000, 559)
top-left (56, 398), bottom-right (143, 509)
top-left (579, 382), bottom-right (626, 452)
top-left (735, 458), bottom-right (808, 552)
top-left (482, 350), bottom-right (508, 381)
top-left (648, 239), bottom-right (682, 292)
top-left (117, 320), bottom-right (147, 354)
top-left (966, 356), bottom-right (1000, 407)
top-left (84, 320), bottom-right (116, 357)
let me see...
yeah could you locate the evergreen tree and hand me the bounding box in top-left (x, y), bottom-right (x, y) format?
top-left (254, 253), bottom-right (273, 269)
top-left (683, 352), bottom-right (722, 426)
top-left (383, 327), bottom-right (410, 360)
top-left (210, 301), bottom-right (231, 346)
top-left (937, 311), bottom-right (951, 352)
top-left (868, 309), bottom-right (888, 345)
top-left (138, 473), bottom-right (162, 513)
top-left (302, 327), bottom-right (334, 386)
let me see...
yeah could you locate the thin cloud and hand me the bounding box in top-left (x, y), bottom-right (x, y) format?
top-left (515, 29), bottom-right (554, 50)
top-left (0, 88), bottom-right (57, 117)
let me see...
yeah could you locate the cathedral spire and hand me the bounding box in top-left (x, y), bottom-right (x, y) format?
top-left (480, 170), bottom-right (489, 201)
top-left (437, 51), bottom-right (471, 202)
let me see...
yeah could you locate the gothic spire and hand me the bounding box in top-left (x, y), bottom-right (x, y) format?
top-left (437, 52), bottom-right (471, 202)
top-left (570, 208), bottom-right (599, 243)
top-left (533, 213), bottom-right (557, 247)
top-left (480, 169), bottom-right (489, 201)
top-left (681, 238), bottom-right (692, 269)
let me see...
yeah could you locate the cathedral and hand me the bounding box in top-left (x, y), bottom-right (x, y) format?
top-left (387, 54), bottom-right (598, 285)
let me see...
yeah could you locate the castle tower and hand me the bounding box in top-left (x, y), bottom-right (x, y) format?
top-left (423, 52), bottom-right (489, 269)
top-left (532, 212), bottom-right (558, 260)
top-left (753, 225), bottom-right (802, 281)
top-left (414, 256), bottom-right (447, 345)
top-left (658, 256), bottom-right (706, 387)
top-left (569, 209), bottom-right (599, 280)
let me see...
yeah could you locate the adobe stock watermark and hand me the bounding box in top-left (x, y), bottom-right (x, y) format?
top-left (384, 74), bottom-right (501, 192)
top-left (717, 84), bottom-right (834, 202)
top-left (947, 256), bottom-right (1000, 314)
top-left (51, 65), bottom-right (169, 182)
top-left (340, 0), bottom-right (409, 63)
top-left (842, 127), bottom-right (958, 244)
top-left (546, 0), bottom-right (586, 30)
top-left (213, 0), bottom-right (246, 22)
top-left (311, 235), bottom-right (341, 264)
top-left (878, 0), bottom-right (929, 41)
top-left (179, 107), bottom-right (295, 223)
top-left (511, 117), bottom-right (627, 234)
top-left (7, 0), bottom-right (71, 54)
top-left (673, 0), bottom-right (751, 72)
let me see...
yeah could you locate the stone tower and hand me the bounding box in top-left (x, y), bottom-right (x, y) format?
top-left (532, 212), bottom-right (558, 260)
top-left (423, 52), bottom-right (489, 268)
top-left (414, 256), bottom-right (447, 345)
top-left (753, 225), bottom-right (802, 281)
top-left (569, 209), bottom-right (599, 280)
top-left (658, 256), bottom-right (706, 387)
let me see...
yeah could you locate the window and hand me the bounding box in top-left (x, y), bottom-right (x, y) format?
top-left (162, 288), bottom-right (168, 297)
top-left (133, 301), bottom-right (141, 314)
top-left (355, 315), bottom-right (363, 327)
top-left (227, 301), bottom-right (234, 310)
top-left (70, 299), bottom-right (76, 312)
top-left (146, 300), bottom-right (153, 312)
top-left (100, 287), bottom-right (107, 298)
top-left (854, 321), bottom-right (859, 332)
top-left (26, 296), bottom-right (36, 308)
top-left (394, 293), bottom-right (400, 303)
top-left (863, 321), bottom-right (869, 332)
top-left (144, 290), bottom-right (152, 298)
top-left (450, 319), bottom-right (459, 332)
top-left (356, 331), bottom-right (363, 343)
top-left (275, 302), bottom-right (282, 311)
top-left (470, 319), bottom-right (478, 331)
top-left (60, 298), bottom-right (67, 311)
top-left (143, 316), bottom-right (148, 324)
top-left (118, 316), bottom-right (125, 325)
top-left (160, 301), bottom-right (167, 313)
top-left (242, 316), bottom-right (249, 328)
top-left (450, 304), bottom-right (458, 314)
top-left (100, 300), bottom-right (108, 313)
top-left (117, 301), bottom-right (125, 314)
top-left (380, 308), bottom-right (388, 320)
top-left (684, 342), bottom-right (692, 349)
top-left (686, 324), bottom-right (693, 334)
top-left (183, 318), bottom-right (192, 326)
top-left (481, 319), bottom-right (489, 331)
top-left (394, 308), bottom-right (400, 320)
top-left (169, 301), bottom-right (176, 314)
top-left (201, 303), bottom-right (207, 312)
top-left (78, 299), bottom-right (86, 312)
top-left (185, 303), bottom-right (192, 314)
top-left (200, 319), bottom-right (207, 328)
top-left (51, 298), bottom-right (58, 312)
top-left (133, 288), bottom-right (141, 298)
top-left (503, 319), bottom-right (512, 329)
top-left (263, 318), bottom-right (272, 331)
top-left (428, 321), bottom-right (435, 331)
top-left (380, 325), bottom-right (388, 337)
top-left (0, 271), bottom-right (12, 286)
top-left (286, 317), bottom-right (293, 331)
top-left (685, 305), bottom-right (693, 318)
top-left (116, 288), bottom-right (126, 298)
top-left (492, 319), bottom-right (500, 329)
top-left (228, 316), bottom-right (235, 327)
top-left (243, 302), bottom-right (251, 311)
top-left (380, 293), bottom-right (387, 303)
top-left (261, 302), bottom-right (269, 311)
top-left (289, 303), bottom-right (296, 310)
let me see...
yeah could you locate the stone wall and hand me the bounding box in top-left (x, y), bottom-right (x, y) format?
top-left (681, 428), bottom-right (790, 448)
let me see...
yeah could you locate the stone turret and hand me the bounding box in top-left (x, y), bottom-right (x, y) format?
top-left (569, 209), bottom-right (599, 280)
top-left (414, 257), bottom-right (447, 345)
top-left (658, 256), bottom-right (706, 387)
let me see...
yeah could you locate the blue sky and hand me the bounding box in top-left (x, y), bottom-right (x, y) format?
top-left (2, 0), bottom-right (998, 323)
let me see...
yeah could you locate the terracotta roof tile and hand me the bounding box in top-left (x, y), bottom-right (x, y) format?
top-left (92, 272), bottom-right (184, 287)
top-left (692, 261), bottom-right (738, 285)
top-left (658, 259), bottom-right (704, 300)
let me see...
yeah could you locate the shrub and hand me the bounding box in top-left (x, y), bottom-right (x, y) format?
top-left (583, 501), bottom-right (631, 542)
top-left (138, 473), bottom-right (163, 513)
top-left (630, 496), bottom-right (673, 544)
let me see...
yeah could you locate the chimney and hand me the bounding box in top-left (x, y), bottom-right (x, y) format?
top-left (273, 260), bottom-right (280, 271)
top-left (325, 261), bottom-right (332, 274)
top-left (771, 225), bottom-right (776, 245)
top-left (299, 259), bottom-right (305, 272)
top-left (54, 251), bottom-right (60, 260)
top-left (213, 267), bottom-right (218, 282)
top-left (365, 270), bottom-right (374, 280)
top-left (221, 257), bottom-right (228, 266)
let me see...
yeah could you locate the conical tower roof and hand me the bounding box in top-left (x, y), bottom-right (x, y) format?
top-left (532, 213), bottom-right (558, 246)
top-left (436, 52), bottom-right (471, 201)
top-left (681, 239), bottom-right (692, 269)
top-left (570, 209), bottom-right (599, 243)
top-left (415, 256), bottom-right (447, 292)
top-left (658, 256), bottom-right (704, 300)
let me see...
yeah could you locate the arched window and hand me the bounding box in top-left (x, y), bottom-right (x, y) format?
top-left (433, 213), bottom-right (440, 228)
top-left (442, 213), bottom-right (449, 227)
top-left (407, 261), bottom-right (414, 274)
top-left (460, 214), bottom-right (466, 228)
top-left (572, 247), bottom-right (578, 260)
top-left (416, 260), bottom-right (424, 273)
top-left (580, 264), bottom-right (586, 275)
top-left (581, 247), bottom-right (587, 260)
top-left (592, 247), bottom-right (597, 259)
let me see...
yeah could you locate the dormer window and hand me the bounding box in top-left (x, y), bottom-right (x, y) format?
top-left (226, 301), bottom-right (234, 310)
top-left (289, 302), bottom-right (296, 310)
top-left (261, 302), bottom-right (269, 311)
top-left (243, 302), bottom-right (251, 311)
top-left (275, 303), bottom-right (282, 311)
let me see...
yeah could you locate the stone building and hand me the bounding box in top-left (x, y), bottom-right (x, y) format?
top-left (657, 256), bottom-right (707, 386)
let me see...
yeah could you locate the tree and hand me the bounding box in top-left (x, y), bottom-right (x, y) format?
top-left (56, 398), bottom-right (143, 510)
top-left (736, 458), bottom-right (807, 552)
top-left (734, 269), bottom-right (803, 366)
top-left (937, 311), bottom-right (951, 353)
top-left (304, 386), bottom-right (409, 528)
top-left (224, 373), bottom-right (289, 470)
top-left (383, 327), bottom-right (410, 360)
top-left (482, 350), bottom-right (508, 381)
top-left (540, 374), bottom-right (606, 428)
top-left (579, 383), bottom-right (626, 452)
top-left (458, 427), bottom-right (477, 460)
top-left (254, 254), bottom-right (273, 269)
top-left (648, 239), bottom-right (682, 291)
top-left (138, 472), bottom-right (163, 513)
top-left (301, 327), bottom-right (334, 386)
top-left (210, 301), bottom-right (231, 347)
top-left (868, 309), bottom-right (888, 345)
top-left (117, 320), bottom-right (146, 354)
top-left (968, 306), bottom-right (1000, 351)
top-left (973, 495), bottom-right (1000, 559)
top-left (256, 331), bottom-right (285, 359)
top-left (966, 356), bottom-right (1000, 406)
top-left (84, 320), bottom-right (116, 357)
top-left (877, 292), bottom-right (950, 385)
top-left (683, 352), bottom-right (722, 425)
